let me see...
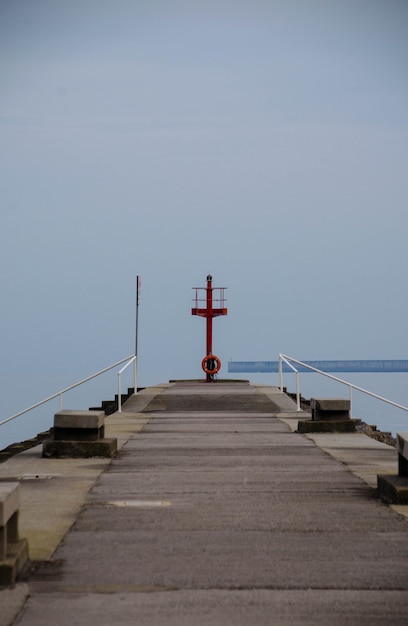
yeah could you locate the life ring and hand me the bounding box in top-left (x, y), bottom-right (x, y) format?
top-left (202, 354), bottom-right (221, 375)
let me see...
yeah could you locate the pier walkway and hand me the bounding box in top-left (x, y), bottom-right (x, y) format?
top-left (2, 381), bottom-right (408, 625)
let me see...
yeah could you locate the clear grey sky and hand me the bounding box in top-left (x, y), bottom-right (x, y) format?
top-left (1, 1), bottom-right (408, 443)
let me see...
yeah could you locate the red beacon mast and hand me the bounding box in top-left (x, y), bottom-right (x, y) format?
top-left (192, 274), bottom-right (228, 382)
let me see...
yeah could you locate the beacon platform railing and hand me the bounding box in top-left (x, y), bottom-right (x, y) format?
top-left (0, 355), bottom-right (137, 428)
top-left (278, 353), bottom-right (408, 417)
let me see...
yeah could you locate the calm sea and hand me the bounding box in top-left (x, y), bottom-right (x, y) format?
top-left (1, 371), bottom-right (408, 451)
top-left (252, 371), bottom-right (408, 436)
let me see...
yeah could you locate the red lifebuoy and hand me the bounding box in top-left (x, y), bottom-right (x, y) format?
top-left (202, 354), bottom-right (221, 375)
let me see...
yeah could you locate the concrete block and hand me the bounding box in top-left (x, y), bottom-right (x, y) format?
top-left (310, 398), bottom-right (350, 421)
top-left (53, 410), bottom-right (106, 442)
top-left (0, 483), bottom-right (29, 587)
top-left (42, 409), bottom-right (117, 457)
top-left (42, 438), bottom-right (117, 459)
top-left (377, 474), bottom-right (408, 505)
top-left (0, 484), bottom-right (20, 562)
top-left (54, 410), bottom-right (105, 430)
top-left (397, 432), bottom-right (408, 476)
top-left (297, 419), bottom-right (356, 434)
top-left (0, 539), bottom-right (29, 587)
top-left (377, 432), bottom-right (408, 503)
top-left (0, 483), bottom-right (19, 528)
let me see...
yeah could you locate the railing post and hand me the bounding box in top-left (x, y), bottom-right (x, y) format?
top-left (295, 371), bottom-right (301, 411)
top-left (279, 355), bottom-right (283, 391)
top-left (118, 372), bottom-right (122, 413)
top-left (349, 385), bottom-right (353, 418)
top-left (59, 393), bottom-right (63, 411)
top-left (133, 356), bottom-right (137, 395)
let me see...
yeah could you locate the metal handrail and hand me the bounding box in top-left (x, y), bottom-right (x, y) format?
top-left (118, 356), bottom-right (137, 412)
top-left (278, 355), bottom-right (302, 411)
top-left (278, 353), bottom-right (408, 416)
top-left (0, 355), bottom-right (135, 427)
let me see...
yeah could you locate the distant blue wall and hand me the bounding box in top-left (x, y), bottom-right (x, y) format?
top-left (228, 360), bottom-right (408, 373)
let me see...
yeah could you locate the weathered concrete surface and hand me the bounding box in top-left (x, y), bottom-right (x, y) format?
top-left (0, 386), bottom-right (160, 561)
top-left (11, 589), bottom-right (408, 626)
top-left (0, 584), bottom-right (28, 626)
top-left (3, 382), bottom-right (408, 625)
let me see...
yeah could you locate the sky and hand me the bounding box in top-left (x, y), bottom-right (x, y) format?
top-left (1, 0), bottom-right (408, 445)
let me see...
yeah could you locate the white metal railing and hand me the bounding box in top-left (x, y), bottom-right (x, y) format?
top-left (278, 353), bottom-right (408, 417)
top-left (0, 355), bottom-right (136, 428)
top-left (118, 356), bottom-right (137, 412)
top-left (279, 355), bottom-right (302, 411)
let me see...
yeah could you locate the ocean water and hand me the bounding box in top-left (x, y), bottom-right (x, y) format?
top-left (0, 366), bottom-right (137, 451)
top-left (1, 370), bottom-right (408, 451)
top-left (251, 371), bottom-right (408, 436)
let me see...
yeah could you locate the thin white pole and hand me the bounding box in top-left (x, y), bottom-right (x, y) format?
top-left (135, 276), bottom-right (141, 358)
top-left (295, 372), bottom-right (301, 411)
top-left (118, 372), bottom-right (122, 413)
top-left (133, 357), bottom-right (137, 394)
top-left (279, 355), bottom-right (283, 391)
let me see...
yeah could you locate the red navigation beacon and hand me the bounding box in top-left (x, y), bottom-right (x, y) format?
top-left (192, 274), bottom-right (228, 382)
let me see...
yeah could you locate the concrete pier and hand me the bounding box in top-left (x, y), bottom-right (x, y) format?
top-left (1, 381), bottom-right (408, 625)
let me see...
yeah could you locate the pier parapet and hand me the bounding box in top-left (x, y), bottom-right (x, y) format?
top-left (378, 432), bottom-right (408, 504)
top-left (0, 483), bottom-right (29, 586)
top-left (297, 397), bottom-right (356, 433)
top-left (42, 410), bottom-right (117, 458)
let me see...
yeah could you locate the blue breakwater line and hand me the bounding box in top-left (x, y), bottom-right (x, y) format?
top-left (228, 360), bottom-right (408, 373)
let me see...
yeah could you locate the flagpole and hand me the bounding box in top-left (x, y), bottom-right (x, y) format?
top-left (133, 276), bottom-right (141, 394)
top-left (135, 275), bottom-right (141, 357)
